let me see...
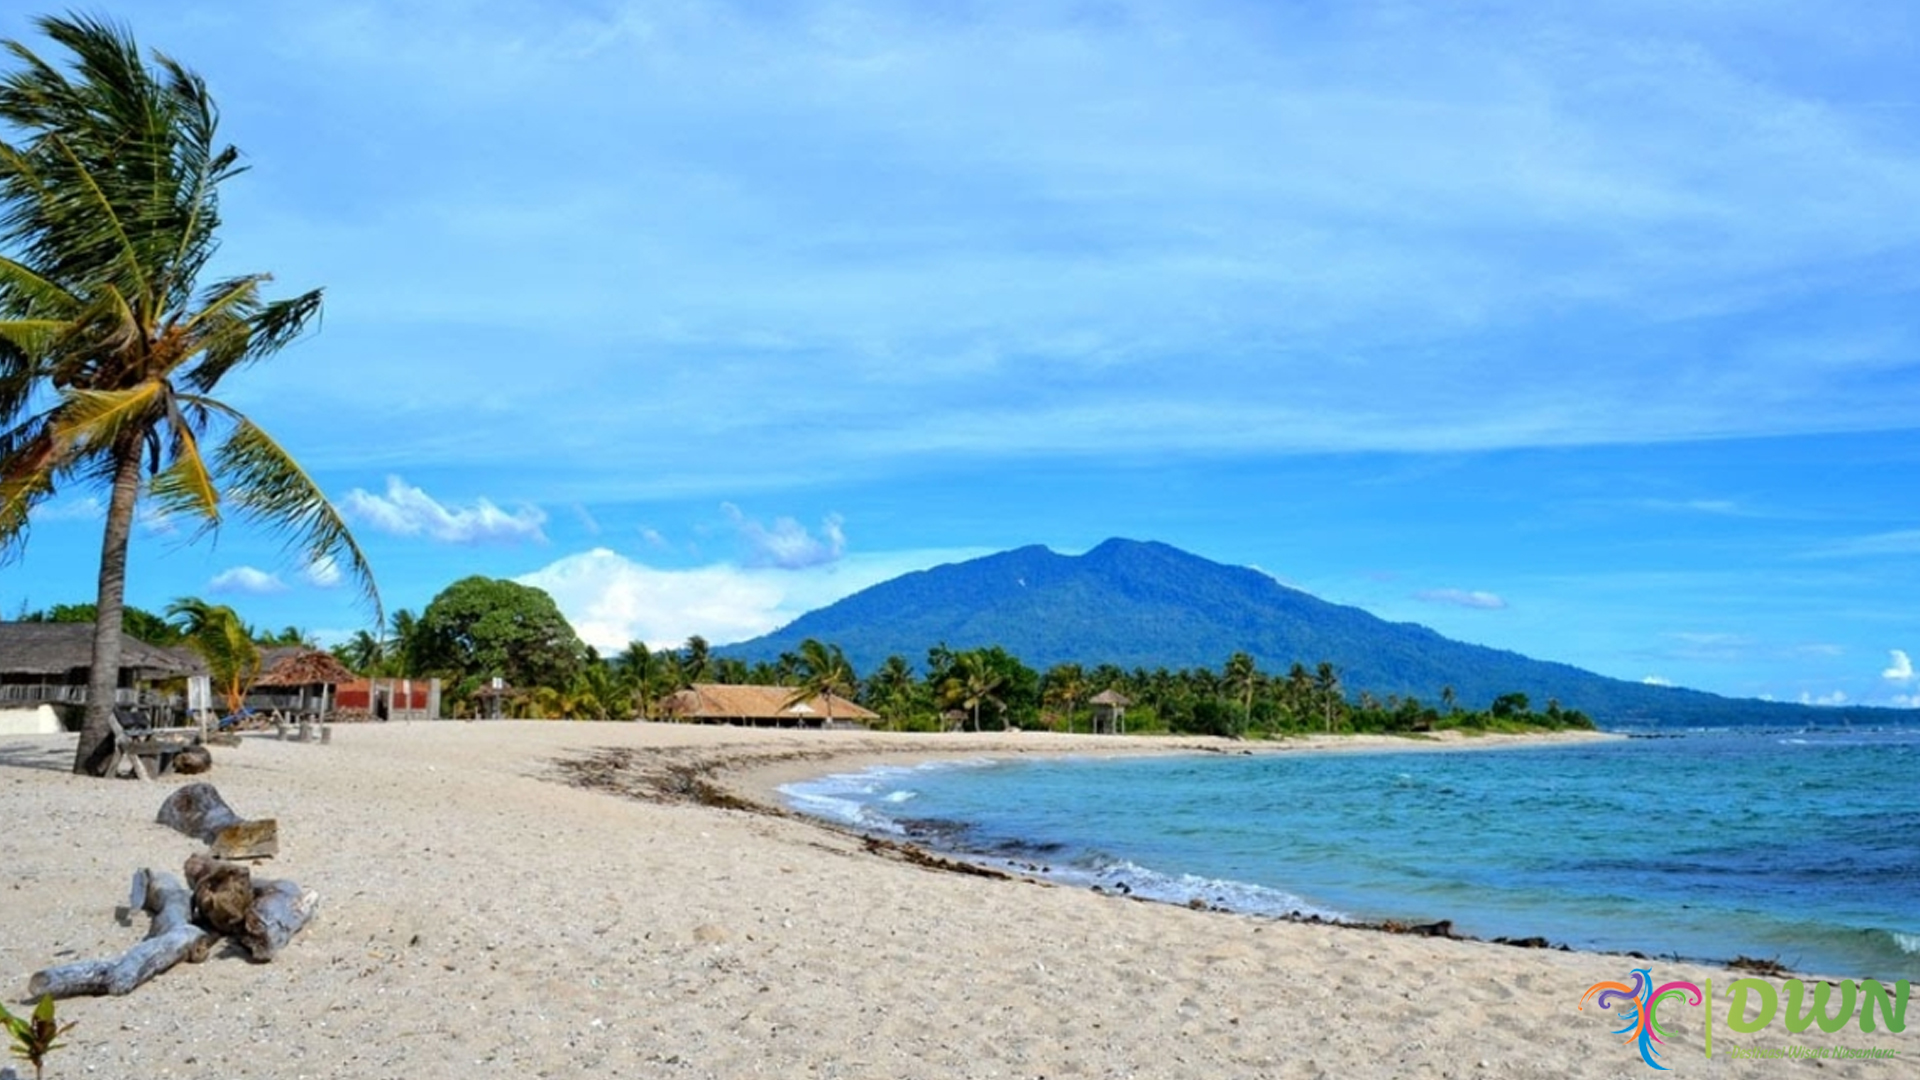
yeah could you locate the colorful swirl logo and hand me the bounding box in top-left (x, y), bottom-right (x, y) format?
top-left (1580, 967), bottom-right (1705, 1071)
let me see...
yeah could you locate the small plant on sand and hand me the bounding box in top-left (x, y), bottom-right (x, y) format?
top-left (1, 995), bottom-right (75, 1080)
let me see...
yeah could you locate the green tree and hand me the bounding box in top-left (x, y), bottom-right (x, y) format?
top-left (1042, 661), bottom-right (1086, 734)
top-left (21, 600), bottom-right (180, 645)
top-left (166, 596), bottom-right (258, 716)
top-left (951, 650), bottom-right (1006, 732)
top-left (616, 640), bottom-right (655, 719)
top-left (412, 577), bottom-right (584, 706)
top-left (1223, 651), bottom-right (1259, 734)
top-left (865, 654), bottom-right (917, 731)
top-left (784, 638), bottom-right (858, 727)
top-left (0, 16), bottom-right (377, 774)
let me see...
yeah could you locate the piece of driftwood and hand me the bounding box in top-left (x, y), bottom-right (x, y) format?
top-left (27, 869), bottom-right (213, 999)
top-left (157, 782), bottom-right (279, 859)
top-left (184, 854), bottom-right (321, 961)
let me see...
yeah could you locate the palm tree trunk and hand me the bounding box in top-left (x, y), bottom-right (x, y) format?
top-left (74, 448), bottom-right (143, 775)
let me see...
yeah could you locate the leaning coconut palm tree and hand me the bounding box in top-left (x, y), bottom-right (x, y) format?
top-left (784, 638), bottom-right (857, 727)
top-left (0, 15), bottom-right (377, 774)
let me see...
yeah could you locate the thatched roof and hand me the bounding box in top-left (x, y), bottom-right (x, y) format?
top-left (0, 622), bottom-right (197, 678)
top-left (255, 648), bottom-right (356, 688)
top-left (1088, 689), bottom-right (1132, 707)
top-left (661, 684), bottom-right (878, 723)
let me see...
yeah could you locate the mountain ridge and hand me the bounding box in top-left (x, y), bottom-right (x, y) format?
top-left (719, 538), bottom-right (1912, 727)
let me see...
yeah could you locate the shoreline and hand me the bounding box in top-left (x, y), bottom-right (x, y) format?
top-left (2, 721), bottom-right (1903, 1078)
top-left (560, 724), bottom-right (1824, 981)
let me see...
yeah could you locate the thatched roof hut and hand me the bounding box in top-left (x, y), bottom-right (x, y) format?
top-left (660, 684), bottom-right (877, 728)
top-left (0, 622), bottom-right (196, 682)
top-left (255, 649), bottom-right (356, 688)
top-left (1089, 688), bottom-right (1131, 734)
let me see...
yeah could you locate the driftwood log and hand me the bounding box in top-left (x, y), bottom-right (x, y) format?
top-left (157, 782), bottom-right (278, 859)
top-left (28, 869), bottom-right (212, 998)
top-left (184, 854), bottom-right (321, 961)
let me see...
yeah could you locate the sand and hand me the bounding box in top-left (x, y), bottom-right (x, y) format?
top-left (0, 722), bottom-right (1908, 1079)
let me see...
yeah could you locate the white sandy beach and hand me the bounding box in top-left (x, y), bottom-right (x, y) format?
top-left (0, 722), bottom-right (1907, 1079)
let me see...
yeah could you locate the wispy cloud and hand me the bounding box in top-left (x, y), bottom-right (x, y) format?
top-left (1642, 675), bottom-right (1674, 687)
top-left (341, 476), bottom-right (547, 544)
top-left (1414, 588), bottom-right (1508, 610)
top-left (723, 504), bottom-right (847, 570)
top-left (196, 1), bottom-right (1920, 487)
top-left (210, 566), bottom-right (287, 595)
top-left (31, 497), bottom-right (102, 523)
top-left (1811, 530), bottom-right (1920, 558)
top-left (1799, 690), bottom-right (1849, 707)
top-left (303, 555), bottom-right (342, 589)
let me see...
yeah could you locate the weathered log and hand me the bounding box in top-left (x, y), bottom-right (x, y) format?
top-left (27, 870), bottom-right (212, 999)
top-left (183, 854), bottom-right (321, 961)
top-left (244, 877), bottom-right (321, 961)
top-left (184, 853), bottom-right (254, 937)
top-left (156, 782), bottom-right (278, 859)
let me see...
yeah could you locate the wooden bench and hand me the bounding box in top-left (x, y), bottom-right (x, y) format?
top-left (106, 710), bottom-right (200, 781)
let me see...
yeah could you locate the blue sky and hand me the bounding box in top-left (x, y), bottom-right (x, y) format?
top-left (3, 1), bottom-right (1917, 709)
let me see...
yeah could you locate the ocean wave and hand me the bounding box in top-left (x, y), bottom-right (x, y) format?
top-left (1893, 931), bottom-right (1920, 956)
top-left (1025, 854), bottom-right (1346, 922)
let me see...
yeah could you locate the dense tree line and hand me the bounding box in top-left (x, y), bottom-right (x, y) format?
top-left (20, 577), bottom-right (1595, 734)
top-left (314, 578), bottom-right (1595, 734)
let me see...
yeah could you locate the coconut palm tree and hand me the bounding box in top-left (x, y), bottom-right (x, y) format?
top-left (165, 596), bottom-right (259, 717)
top-left (1043, 661), bottom-right (1087, 734)
top-left (0, 15), bottom-right (377, 774)
top-left (784, 638), bottom-right (857, 727)
top-left (1223, 651), bottom-right (1259, 733)
top-left (952, 650), bottom-right (1006, 733)
top-left (865, 654), bottom-right (916, 731)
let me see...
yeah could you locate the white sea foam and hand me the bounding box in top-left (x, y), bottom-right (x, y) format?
top-left (1036, 857), bottom-right (1346, 922)
top-left (1893, 931), bottom-right (1920, 956)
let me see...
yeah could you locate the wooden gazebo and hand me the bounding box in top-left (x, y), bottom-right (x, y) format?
top-left (1088, 689), bottom-right (1132, 734)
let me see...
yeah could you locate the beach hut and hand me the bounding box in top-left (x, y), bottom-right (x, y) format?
top-left (659, 684), bottom-right (878, 729)
top-left (0, 622), bottom-right (197, 731)
top-left (252, 649), bottom-right (357, 724)
top-left (1088, 689), bottom-right (1131, 734)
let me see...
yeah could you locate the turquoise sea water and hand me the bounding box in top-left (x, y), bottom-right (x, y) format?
top-left (781, 728), bottom-right (1920, 980)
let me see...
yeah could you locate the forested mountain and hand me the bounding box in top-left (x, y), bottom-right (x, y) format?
top-left (721, 538), bottom-right (1911, 728)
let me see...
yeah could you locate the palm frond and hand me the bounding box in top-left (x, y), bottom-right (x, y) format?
top-left (202, 404), bottom-right (382, 621)
top-left (55, 384), bottom-right (162, 457)
top-left (145, 397), bottom-right (219, 527)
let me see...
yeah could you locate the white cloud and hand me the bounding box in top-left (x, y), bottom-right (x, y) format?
top-left (722, 504), bottom-right (847, 570)
top-left (1642, 675), bottom-right (1674, 687)
top-left (210, 566), bottom-right (288, 595)
top-left (303, 555), bottom-right (343, 589)
top-left (1798, 690), bottom-right (1849, 707)
top-left (518, 544), bottom-right (993, 653)
top-left (32, 496), bottom-right (103, 523)
top-left (1893, 694), bottom-right (1920, 709)
top-left (1883, 649), bottom-right (1914, 683)
top-left (342, 476), bottom-right (547, 543)
top-left (1413, 588), bottom-right (1508, 610)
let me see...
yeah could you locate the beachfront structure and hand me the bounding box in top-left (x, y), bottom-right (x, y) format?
top-left (250, 648), bottom-right (358, 721)
top-left (1088, 689), bottom-right (1131, 734)
top-left (0, 623), bottom-right (197, 732)
top-left (334, 677), bottom-right (441, 722)
top-left (660, 684), bottom-right (878, 729)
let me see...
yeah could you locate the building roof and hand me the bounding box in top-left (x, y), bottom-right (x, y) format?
top-left (660, 683), bottom-right (879, 723)
top-left (1088, 689), bottom-right (1133, 707)
top-left (0, 622), bottom-right (198, 678)
top-left (255, 648), bottom-right (357, 688)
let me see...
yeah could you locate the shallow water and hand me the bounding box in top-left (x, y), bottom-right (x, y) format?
top-left (782, 727), bottom-right (1920, 980)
